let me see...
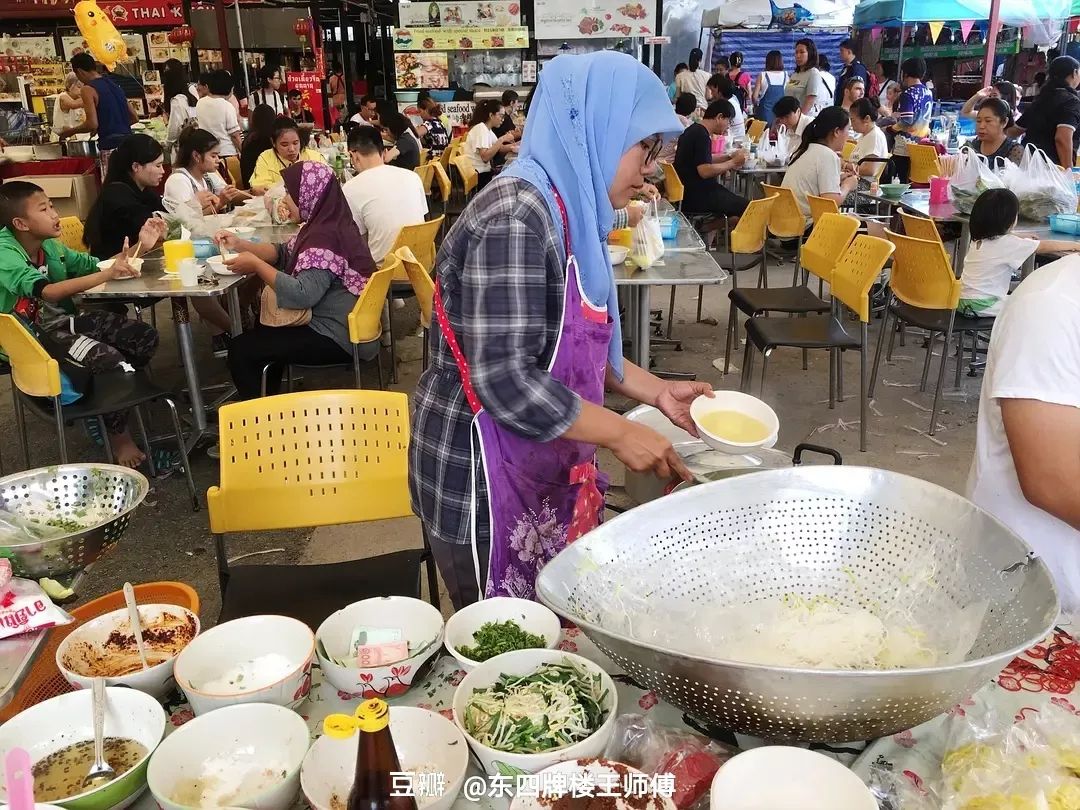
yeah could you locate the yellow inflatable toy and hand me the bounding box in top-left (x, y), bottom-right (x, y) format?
top-left (73, 0), bottom-right (129, 70)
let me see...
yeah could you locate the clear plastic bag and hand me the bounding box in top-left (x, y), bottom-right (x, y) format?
top-left (1008, 145), bottom-right (1079, 221)
top-left (0, 577), bottom-right (74, 640)
top-left (630, 201), bottom-right (665, 269)
top-left (947, 147), bottom-right (1005, 214)
top-left (603, 713), bottom-right (736, 809)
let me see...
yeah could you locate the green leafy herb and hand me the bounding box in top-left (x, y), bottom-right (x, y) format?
top-left (458, 620), bottom-right (547, 663)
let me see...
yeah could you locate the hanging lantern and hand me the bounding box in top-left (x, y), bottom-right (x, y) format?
top-left (293, 17), bottom-right (311, 45)
top-left (167, 27), bottom-right (185, 45)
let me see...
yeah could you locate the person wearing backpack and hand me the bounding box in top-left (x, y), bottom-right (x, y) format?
top-left (728, 52), bottom-right (752, 112)
top-left (754, 50), bottom-right (788, 125)
top-left (836, 39), bottom-right (871, 106)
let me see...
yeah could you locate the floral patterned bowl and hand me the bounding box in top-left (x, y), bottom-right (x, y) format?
top-left (315, 596), bottom-right (444, 700)
top-left (173, 615), bottom-right (315, 716)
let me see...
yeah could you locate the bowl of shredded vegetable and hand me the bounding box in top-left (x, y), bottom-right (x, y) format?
top-left (452, 649), bottom-right (617, 776)
top-left (445, 597), bottom-right (561, 670)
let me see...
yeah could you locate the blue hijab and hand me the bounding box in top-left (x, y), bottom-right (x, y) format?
top-left (502, 52), bottom-right (683, 379)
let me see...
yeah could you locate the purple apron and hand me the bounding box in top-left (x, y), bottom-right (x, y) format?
top-left (432, 190), bottom-right (612, 600)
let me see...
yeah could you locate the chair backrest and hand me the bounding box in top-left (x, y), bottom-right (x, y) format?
top-left (348, 257), bottom-right (398, 345)
top-left (872, 154), bottom-right (892, 180)
top-left (0, 313), bottom-right (61, 398)
top-left (729, 195), bottom-right (776, 255)
top-left (57, 217), bottom-right (86, 252)
top-left (207, 389), bottom-right (412, 534)
top-left (419, 148), bottom-right (430, 166)
top-left (388, 217), bottom-right (443, 281)
top-left (885, 229), bottom-right (961, 311)
top-left (760, 183), bottom-right (805, 238)
top-left (747, 118), bottom-right (767, 143)
top-left (431, 161), bottom-right (452, 203)
top-left (439, 141), bottom-right (461, 172)
top-left (898, 211), bottom-right (942, 244)
top-left (806, 194), bottom-right (840, 224)
top-left (451, 155), bottom-right (478, 196)
top-left (841, 141), bottom-right (857, 162)
top-left (397, 246), bottom-right (434, 329)
top-left (414, 163), bottom-right (436, 195)
top-left (830, 235), bottom-right (896, 322)
top-left (800, 212), bottom-right (860, 284)
top-left (908, 143), bottom-right (942, 184)
top-left (659, 161), bottom-right (684, 205)
top-left (225, 155), bottom-right (246, 190)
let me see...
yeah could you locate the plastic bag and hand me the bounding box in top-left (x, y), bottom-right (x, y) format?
top-left (630, 200), bottom-right (665, 270)
top-left (265, 183), bottom-right (293, 225)
top-left (0, 576), bottom-right (74, 640)
top-left (947, 147), bottom-right (1004, 214)
top-left (1007, 145), bottom-right (1078, 221)
top-left (603, 713), bottom-right (736, 809)
top-left (761, 126), bottom-right (788, 167)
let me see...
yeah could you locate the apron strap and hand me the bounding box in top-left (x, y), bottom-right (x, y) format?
top-left (432, 185), bottom-right (572, 416)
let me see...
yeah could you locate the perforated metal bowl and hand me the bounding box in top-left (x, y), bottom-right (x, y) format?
top-left (0, 464), bottom-right (149, 577)
top-left (537, 466), bottom-right (1059, 743)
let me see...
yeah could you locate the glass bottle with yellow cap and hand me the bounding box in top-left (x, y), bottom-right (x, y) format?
top-left (324, 698), bottom-right (418, 810)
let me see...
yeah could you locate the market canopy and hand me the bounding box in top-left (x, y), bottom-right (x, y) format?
top-left (853, 0), bottom-right (1070, 26)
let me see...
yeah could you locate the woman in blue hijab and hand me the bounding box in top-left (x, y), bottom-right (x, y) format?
top-left (409, 51), bottom-right (713, 609)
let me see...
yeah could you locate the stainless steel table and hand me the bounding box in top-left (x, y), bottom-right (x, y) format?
top-left (858, 189), bottom-right (972, 271)
top-left (736, 165), bottom-right (788, 197)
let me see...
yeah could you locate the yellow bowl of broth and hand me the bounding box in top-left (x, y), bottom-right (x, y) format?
top-left (690, 391), bottom-right (779, 455)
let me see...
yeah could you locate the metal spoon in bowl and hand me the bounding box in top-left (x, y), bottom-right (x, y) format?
top-left (82, 677), bottom-right (116, 790)
top-left (123, 582), bottom-right (149, 670)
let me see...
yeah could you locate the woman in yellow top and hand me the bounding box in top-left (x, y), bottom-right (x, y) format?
top-left (248, 117), bottom-right (326, 194)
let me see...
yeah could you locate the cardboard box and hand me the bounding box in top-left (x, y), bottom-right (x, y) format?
top-left (3, 174), bottom-right (98, 220)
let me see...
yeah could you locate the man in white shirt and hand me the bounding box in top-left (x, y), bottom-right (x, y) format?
top-left (773, 95), bottom-right (814, 159)
top-left (342, 125), bottom-right (428, 264)
top-left (194, 69), bottom-right (242, 157)
top-left (968, 254), bottom-right (1080, 613)
top-left (349, 95), bottom-right (380, 128)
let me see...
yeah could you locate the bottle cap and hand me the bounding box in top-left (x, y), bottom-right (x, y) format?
top-left (323, 699), bottom-right (390, 739)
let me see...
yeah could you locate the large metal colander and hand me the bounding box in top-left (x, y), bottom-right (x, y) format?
top-left (536, 466), bottom-right (1059, 743)
top-left (0, 464), bottom-right (149, 577)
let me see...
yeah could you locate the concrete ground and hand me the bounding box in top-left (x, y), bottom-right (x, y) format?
top-left (15, 256), bottom-right (981, 622)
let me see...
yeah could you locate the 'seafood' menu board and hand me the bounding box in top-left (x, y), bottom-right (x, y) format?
top-left (533, 0), bottom-right (654, 39)
top-left (392, 25), bottom-right (528, 50)
top-left (398, 1), bottom-right (520, 27)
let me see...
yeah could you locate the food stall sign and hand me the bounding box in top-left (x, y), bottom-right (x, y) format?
top-left (533, 0), bottom-right (654, 39)
top-left (399, 1), bottom-right (521, 27)
top-left (392, 26), bottom-right (530, 50)
top-left (285, 71), bottom-right (325, 129)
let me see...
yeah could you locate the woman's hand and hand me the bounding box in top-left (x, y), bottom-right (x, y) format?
top-left (213, 229), bottom-right (244, 253)
top-left (638, 182), bottom-right (661, 202)
top-left (499, 131), bottom-right (517, 144)
top-left (224, 251), bottom-right (263, 275)
top-left (626, 204), bottom-right (645, 228)
top-left (138, 217), bottom-right (167, 252)
top-left (656, 381), bottom-right (713, 437)
top-left (196, 190), bottom-right (220, 212)
top-left (219, 185), bottom-right (246, 205)
top-left (609, 420), bottom-right (692, 481)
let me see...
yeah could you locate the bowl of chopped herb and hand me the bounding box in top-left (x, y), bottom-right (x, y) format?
top-left (445, 597), bottom-right (561, 670)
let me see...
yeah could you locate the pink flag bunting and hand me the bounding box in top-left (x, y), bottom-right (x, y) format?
top-left (870, 26), bottom-right (882, 41)
top-left (959, 19), bottom-right (975, 40)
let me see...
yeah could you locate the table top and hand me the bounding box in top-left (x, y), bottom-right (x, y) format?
top-left (860, 189), bottom-right (967, 223)
top-left (737, 164), bottom-right (788, 176)
top-left (662, 212), bottom-right (707, 254)
top-left (77, 256), bottom-right (248, 300)
top-left (615, 248), bottom-right (726, 287)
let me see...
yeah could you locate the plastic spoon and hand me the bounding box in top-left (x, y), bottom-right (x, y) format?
top-left (123, 583), bottom-right (148, 671)
top-left (81, 678), bottom-right (115, 790)
top-left (4, 747), bottom-right (34, 810)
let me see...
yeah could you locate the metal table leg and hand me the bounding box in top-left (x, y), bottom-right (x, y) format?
top-left (227, 286), bottom-right (243, 336)
top-left (172, 298), bottom-right (207, 444)
top-left (635, 287), bottom-right (650, 368)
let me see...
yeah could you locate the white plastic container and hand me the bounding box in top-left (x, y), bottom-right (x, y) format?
top-left (690, 390), bottom-right (779, 455)
top-left (709, 747), bottom-right (876, 810)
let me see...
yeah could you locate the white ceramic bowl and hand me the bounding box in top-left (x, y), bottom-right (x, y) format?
top-left (205, 256), bottom-right (235, 275)
top-left (147, 702), bottom-right (310, 810)
top-left (709, 747), bottom-right (876, 810)
top-left (173, 615), bottom-right (315, 716)
top-left (689, 390), bottom-right (779, 455)
top-left (444, 597), bottom-right (561, 670)
top-left (0, 687), bottom-right (166, 810)
top-left (97, 257), bottom-right (144, 274)
top-left (301, 707), bottom-right (468, 810)
top-left (608, 245), bottom-right (629, 265)
top-left (56, 604), bottom-right (200, 699)
top-left (509, 759), bottom-right (677, 810)
top-left (315, 596), bottom-right (444, 699)
top-left (452, 648), bottom-right (617, 776)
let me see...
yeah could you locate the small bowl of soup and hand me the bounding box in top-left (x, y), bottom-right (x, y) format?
top-left (690, 391), bottom-right (779, 455)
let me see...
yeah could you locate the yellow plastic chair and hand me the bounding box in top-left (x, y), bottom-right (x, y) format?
top-left (908, 143), bottom-right (943, 185)
top-left (207, 389), bottom-right (440, 625)
top-left (841, 141), bottom-right (857, 163)
top-left (660, 161), bottom-right (684, 209)
top-left (386, 217), bottom-right (444, 281)
top-left (726, 211), bottom-right (858, 374)
top-left (806, 194), bottom-right (840, 225)
top-left (869, 230), bottom-right (988, 436)
top-left (899, 211), bottom-right (943, 244)
top-left (747, 118), bottom-right (767, 143)
top-left (419, 148), bottom-right (430, 166)
top-left (432, 161), bottom-right (452, 204)
top-left (742, 235), bottom-right (895, 451)
top-left (451, 154), bottom-right (478, 198)
top-left (224, 155), bottom-right (245, 190)
top-left (414, 163), bottom-right (436, 195)
top-left (397, 246), bottom-right (435, 370)
top-left (58, 217), bottom-right (85, 252)
top-left (761, 183), bottom-right (808, 283)
top-left (0, 314), bottom-right (196, 505)
top-left (439, 139), bottom-right (461, 172)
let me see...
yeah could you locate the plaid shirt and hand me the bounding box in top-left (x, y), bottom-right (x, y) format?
top-left (409, 176), bottom-right (582, 545)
